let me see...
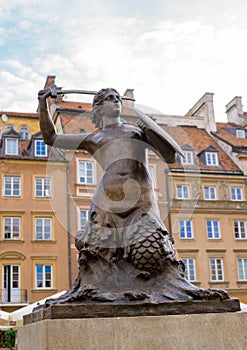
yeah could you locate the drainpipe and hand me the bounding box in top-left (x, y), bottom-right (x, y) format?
top-left (66, 159), bottom-right (72, 288)
top-left (165, 168), bottom-right (173, 242)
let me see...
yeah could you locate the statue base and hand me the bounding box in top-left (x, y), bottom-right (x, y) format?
top-left (24, 298), bottom-right (240, 323)
top-left (19, 311), bottom-right (246, 350)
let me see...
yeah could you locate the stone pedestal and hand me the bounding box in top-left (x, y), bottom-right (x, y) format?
top-left (18, 312), bottom-right (247, 350)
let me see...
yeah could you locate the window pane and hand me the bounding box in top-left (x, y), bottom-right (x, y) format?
top-left (207, 220), bottom-right (220, 239)
top-left (210, 258), bottom-right (223, 281)
top-left (238, 259), bottom-right (247, 280)
top-left (4, 176), bottom-right (20, 196)
top-left (182, 258), bottom-right (196, 281)
top-left (78, 161), bottom-right (94, 184)
top-left (179, 220), bottom-right (193, 239)
top-left (35, 140), bottom-right (47, 156)
top-left (5, 138), bottom-right (18, 155)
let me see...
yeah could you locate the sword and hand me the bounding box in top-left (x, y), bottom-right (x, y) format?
top-left (50, 89), bottom-right (136, 102)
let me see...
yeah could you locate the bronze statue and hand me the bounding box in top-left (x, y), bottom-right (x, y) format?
top-left (36, 87), bottom-right (239, 316)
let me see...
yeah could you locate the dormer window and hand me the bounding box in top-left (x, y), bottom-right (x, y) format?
top-left (35, 140), bottom-right (47, 156)
top-left (20, 126), bottom-right (30, 140)
top-left (236, 129), bottom-right (245, 138)
top-left (180, 144), bottom-right (194, 166)
top-left (205, 152), bottom-right (219, 166)
top-left (6, 125), bottom-right (15, 132)
top-left (181, 151), bottom-right (194, 165)
top-left (5, 138), bottom-right (18, 155)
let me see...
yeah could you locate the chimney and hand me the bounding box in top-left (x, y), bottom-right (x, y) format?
top-left (185, 92), bottom-right (216, 133)
top-left (225, 96), bottom-right (243, 125)
top-left (37, 75), bottom-right (63, 113)
top-left (122, 89), bottom-right (135, 109)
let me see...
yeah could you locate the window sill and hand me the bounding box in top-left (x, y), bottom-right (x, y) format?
top-left (35, 197), bottom-right (52, 200)
top-left (188, 281), bottom-right (201, 287)
top-left (237, 281), bottom-right (247, 285)
top-left (31, 288), bottom-right (57, 293)
top-left (208, 281), bottom-right (229, 288)
top-left (0, 240), bottom-right (24, 243)
top-left (31, 240), bottom-right (57, 244)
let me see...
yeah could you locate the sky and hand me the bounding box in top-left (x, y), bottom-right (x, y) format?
top-left (0, 0), bottom-right (247, 121)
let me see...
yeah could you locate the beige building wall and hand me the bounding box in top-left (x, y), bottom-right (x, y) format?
top-left (0, 155), bottom-right (69, 312)
top-left (168, 172), bottom-right (247, 303)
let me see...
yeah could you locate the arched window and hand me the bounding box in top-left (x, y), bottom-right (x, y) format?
top-left (5, 125), bottom-right (15, 132)
top-left (20, 126), bottom-right (29, 140)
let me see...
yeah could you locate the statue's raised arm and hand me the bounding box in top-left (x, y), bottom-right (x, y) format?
top-left (38, 88), bottom-right (92, 150)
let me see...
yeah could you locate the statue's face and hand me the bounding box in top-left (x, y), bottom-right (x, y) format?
top-left (101, 90), bottom-right (122, 119)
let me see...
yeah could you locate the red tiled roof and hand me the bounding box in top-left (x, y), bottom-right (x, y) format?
top-left (214, 122), bottom-right (247, 148)
top-left (0, 111), bottom-right (38, 118)
top-left (60, 114), bottom-right (96, 134)
top-left (161, 125), bottom-right (241, 172)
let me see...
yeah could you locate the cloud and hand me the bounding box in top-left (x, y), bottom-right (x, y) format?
top-left (1, 1), bottom-right (247, 121)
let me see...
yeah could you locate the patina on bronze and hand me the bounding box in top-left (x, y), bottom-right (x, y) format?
top-left (31, 87), bottom-right (240, 321)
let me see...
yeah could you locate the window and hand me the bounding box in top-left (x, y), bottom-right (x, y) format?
top-left (236, 129), bottom-right (245, 138)
top-left (79, 209), bottom-right (89, 230)
top-left (5, 138), bottom-right (18, 155)
top-left (182, 258), bottom-right (196, 281)
top-left (179, 220), bottom-right (193, 239)
top-left (207, 220), bottom-right (220, 239)
top-left (210, 258), bottom-right (224, 281)
top-left (181, 151), bottom-right (194, 165)
top-left (237, 258), bottom-right (247, 281)
top-left (2, 265), bottom-right (21, 302)
top-left (5, 125), bottom-right (15, 132)
top-left (20, 126), bottom-right (29, 140)
top-left (35, 140), bottom-right (47, 156)
top-left (204, 186), bottom-right (216, 200)
top-left (234, 221), bottom-right (247, 239)
top-left (35, 178), bottom-right (51, 197)
top-left (78, 161), bottom-right (94, 184)
top-left (231, 187), bottom-right (243, 201)
top-left (205, 152), bottom-right (219, 166)
top-left (35, 218), bottom-right (52, 240)
top-left (176, 185), bottom-right (189, 199)
top-left (3, 217), bottom-right (20, 240)
top-left (4, 176), bottom-right (21, 196)
top-left (36, 265), bottom-right (52, 288)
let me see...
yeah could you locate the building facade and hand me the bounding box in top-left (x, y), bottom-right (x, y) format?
top-left (0, 112), bottom-right (70, 312)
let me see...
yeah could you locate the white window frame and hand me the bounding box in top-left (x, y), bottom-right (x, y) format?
top-left (234, 221), bottom-right (247, 239)
top-left (209, 258), bottom-right (224, 281)
top-left (204, 186), bottom-right (216, 200)
top-left (35, 217), bottom-right (52, 240)
top-left (176, 185), bottom-right (189, 199)
top-left (3, 176), bottom-right (21, 197)
top-left (237, 258), bottom-right (247, 281)
top-left (78, 161), bottom-right (94, 185)
top-left (20, 126), bottom-right (30, 140)
top-left (182, 258), bottom-right (196, 281)
top-left (179, 220), bottom-right (193, 239)
top-left (236, 129), bottom-right (245, 138)
top-left (181, 151), bottom-right (194, 165)
top-left (3, 217), bottom-right (20, 240)
top-left (207, 220), bottom-right (221, 239)
top-left (5, 138), bottom-right (18, 155)
top-left (148, 165), bottom-right (157, 187)
top-left (35, 177), bottom-right (51, 198)
top-left (35, 140), bottom-right (47, 156)
top-left (231, 187), bottom-right (243, 201)
top-left (79, 209), bottom-right (90, 230)
top-left (205, 152), bottom-right (219, 166)
top-left (35, 264), bottom-right (53, 289)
